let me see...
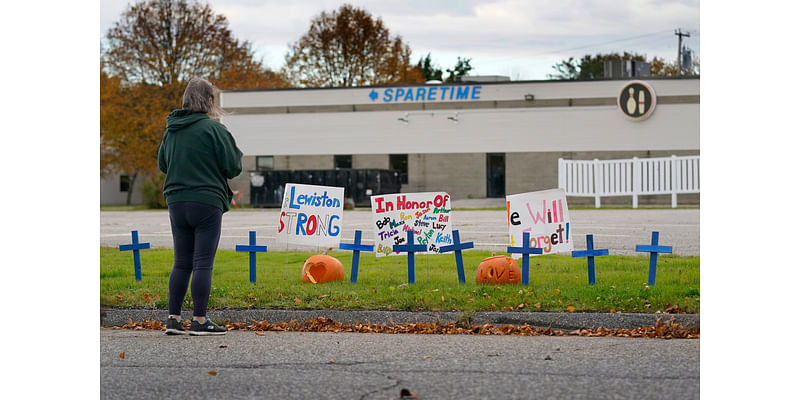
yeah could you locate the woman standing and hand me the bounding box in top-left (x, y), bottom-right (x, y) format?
top-left (158, 78), bottom-right (243, 336)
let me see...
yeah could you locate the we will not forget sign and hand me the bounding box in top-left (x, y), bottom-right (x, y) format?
top-left (277, 183), bottom-right (344, 248)
top-left (506, 189), bottom-right (573, 255)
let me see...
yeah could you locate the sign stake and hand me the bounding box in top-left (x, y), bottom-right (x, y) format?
top-left (507, 232), bottom-right (543, 286)
top-left (393, 230), bottom-right (427, 284)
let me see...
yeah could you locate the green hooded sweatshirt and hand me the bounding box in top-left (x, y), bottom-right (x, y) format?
top-left (158, 109), bottom-right (243, 212)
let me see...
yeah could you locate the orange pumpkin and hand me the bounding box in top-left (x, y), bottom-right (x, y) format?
top-left (476, 253), bottom-right (521, 284)
top-left (301, 249), bottom-right (344, 284)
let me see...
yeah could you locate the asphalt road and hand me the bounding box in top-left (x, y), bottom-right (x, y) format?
top-left (100, 208), bottom-right (699, 256)
top-left (101, 329), bottom-right (699, 400)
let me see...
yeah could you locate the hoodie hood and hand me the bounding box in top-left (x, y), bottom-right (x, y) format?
top-left (166, 109), bottom-right (209, 132)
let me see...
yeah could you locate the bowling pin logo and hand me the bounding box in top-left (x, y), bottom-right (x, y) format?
top-left (618, 81), bottom-right (656, 121)
top-left (626, 87), bottom-right (637, 115)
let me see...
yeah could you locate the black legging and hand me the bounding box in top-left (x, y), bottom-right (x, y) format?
top-left (167, 201), bottom-right (223, 317)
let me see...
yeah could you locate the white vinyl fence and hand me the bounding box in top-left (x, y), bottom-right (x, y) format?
top-left (558, 155), bottom-right (700, 208)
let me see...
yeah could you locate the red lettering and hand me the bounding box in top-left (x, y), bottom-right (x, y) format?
top-left (374, 197), bottom-right (386, 213)
top-left (306, 215), bottom-right (317, 235)
top-left (278, 212), bottom-right (285, 233)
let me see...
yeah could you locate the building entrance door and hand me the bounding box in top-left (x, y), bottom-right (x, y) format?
top-left (486, 153), bottom-right (505, 198)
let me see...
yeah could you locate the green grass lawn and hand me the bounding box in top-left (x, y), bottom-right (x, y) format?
top-left (101, 247), bottom-right (699, 314)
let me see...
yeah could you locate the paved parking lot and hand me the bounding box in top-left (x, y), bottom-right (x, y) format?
top-left (101, 208), bottom-right (698, 256)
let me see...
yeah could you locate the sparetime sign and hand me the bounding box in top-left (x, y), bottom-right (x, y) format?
top-left (368, 85), bottom-right (482, 103)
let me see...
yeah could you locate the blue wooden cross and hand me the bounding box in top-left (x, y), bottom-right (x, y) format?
top-left (439, 230), bottom-right (474, 284)
top-left (392, 230), bottom-right (427, 284)
top-left (119, 230), bottom-right (150, 281)
top-left (339, 230), bottom-right (374, 284)
top-left (571, 234), bottom-right (609, 285)
top-left (235, 231), bottom-right (268, 283)
top-left (635, 231), bottom-right (673, 286)
top-left (506, 232), bottom-right (543, 286)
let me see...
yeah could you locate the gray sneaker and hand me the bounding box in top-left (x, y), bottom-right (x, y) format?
top-left (189, 318), bottom-right (227, 336)
top-left (165, 317), bottom-right (187, 335)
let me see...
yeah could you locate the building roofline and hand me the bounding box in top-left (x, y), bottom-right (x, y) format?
top-left (220, 76), bottom-right (700, 94)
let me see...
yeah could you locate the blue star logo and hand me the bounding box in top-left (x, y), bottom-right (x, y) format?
top-left (369, 90), bottom-right (378, 101)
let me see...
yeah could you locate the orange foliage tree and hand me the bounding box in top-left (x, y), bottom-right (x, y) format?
top-left (283, 4), bottom-right (424, 87)
top-left (101, 68), bottom-right (182, 205)
top-left (101, 0), bottom-right (286, 204)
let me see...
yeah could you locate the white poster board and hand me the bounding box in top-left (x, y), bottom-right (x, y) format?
top-left (506, 188), bottom-right (572, 255)
top-left (277, 183), bottom-right (344, 248)
top-left (370, 192), bottom-right (452, 257)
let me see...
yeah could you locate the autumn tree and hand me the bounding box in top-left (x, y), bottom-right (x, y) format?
top-left (101, 67), bottom-right (183, 205)
top-left (103, 0), bottom-right (281, 88)
top-left (283, 4), bottom-right (423, 87)
top-left (650, 56), bottom-right (699, 76)
top-left (549, 51), bottom-right (699, 80)
top-left (548, 52), bottom-right (647, 80)
top-left (102, 0), bottom-right (284, 204)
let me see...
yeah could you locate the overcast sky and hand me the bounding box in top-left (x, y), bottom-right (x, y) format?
top-left (100, 0), bottom-right (700, 81)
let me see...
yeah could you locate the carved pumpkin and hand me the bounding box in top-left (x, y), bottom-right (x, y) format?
top-left (301, 249), bottom-right (344, 284)
top-left (476, 253), bottom-right (521, 284)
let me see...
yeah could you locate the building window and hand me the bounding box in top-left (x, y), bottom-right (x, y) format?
top-left (120, 175), bottom-right (131, 192)
top-left (256, 155), bottom-right (274, 170)
top-left (334, 155), bottom-right (352, 169)
top-left (389, 154), bottom-right (408, 184)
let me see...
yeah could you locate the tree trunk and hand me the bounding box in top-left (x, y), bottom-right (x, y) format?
top-left (125, 173), bottom-right (138, 206)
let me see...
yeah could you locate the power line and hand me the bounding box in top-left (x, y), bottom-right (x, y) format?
top-left (530, 30), bottom-right (674, 57)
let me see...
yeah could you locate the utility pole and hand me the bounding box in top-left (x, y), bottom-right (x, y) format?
top-left (675, 28), bottom-right (691, 75)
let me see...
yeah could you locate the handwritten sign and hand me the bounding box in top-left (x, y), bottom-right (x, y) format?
top-left (370, 192), bottom-right (452, 257)
top-left (277, 183), bottom-right (344, 248)
top-left (506, 188), bottom-right (572, 255)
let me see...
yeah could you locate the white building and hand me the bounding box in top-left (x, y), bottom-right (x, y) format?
top-left (101, 77), bottom-right (699, 207)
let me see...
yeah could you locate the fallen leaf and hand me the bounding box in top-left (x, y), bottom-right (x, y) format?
top-left (208, 371), bottom-right (217, 376)
top-left (517, 303), bottom-right (525, 309)
top-left (544, 355), bottom-right (553, 360)
top-left (566, 305), bottom-right (576, 312)
top-left (423, 355), bottom-right (431, 359)
top-left (255, 332), bottom-right (267, 336)
top-left (328, 359), bottom-right (336, 364)
top-left (400, 388), bottom-right (419, 399)
top-left (534, 302), bottom-right (542, 309)
top-left (553, 289), bottom-right (561, 294)
top-left (294, 298), bottom-right (302, 305)
top-left (118, 352), bottom-right (125, 359)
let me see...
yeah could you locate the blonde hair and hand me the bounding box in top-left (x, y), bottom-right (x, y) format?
top-left (181, 78), bottom-right (226, 119)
